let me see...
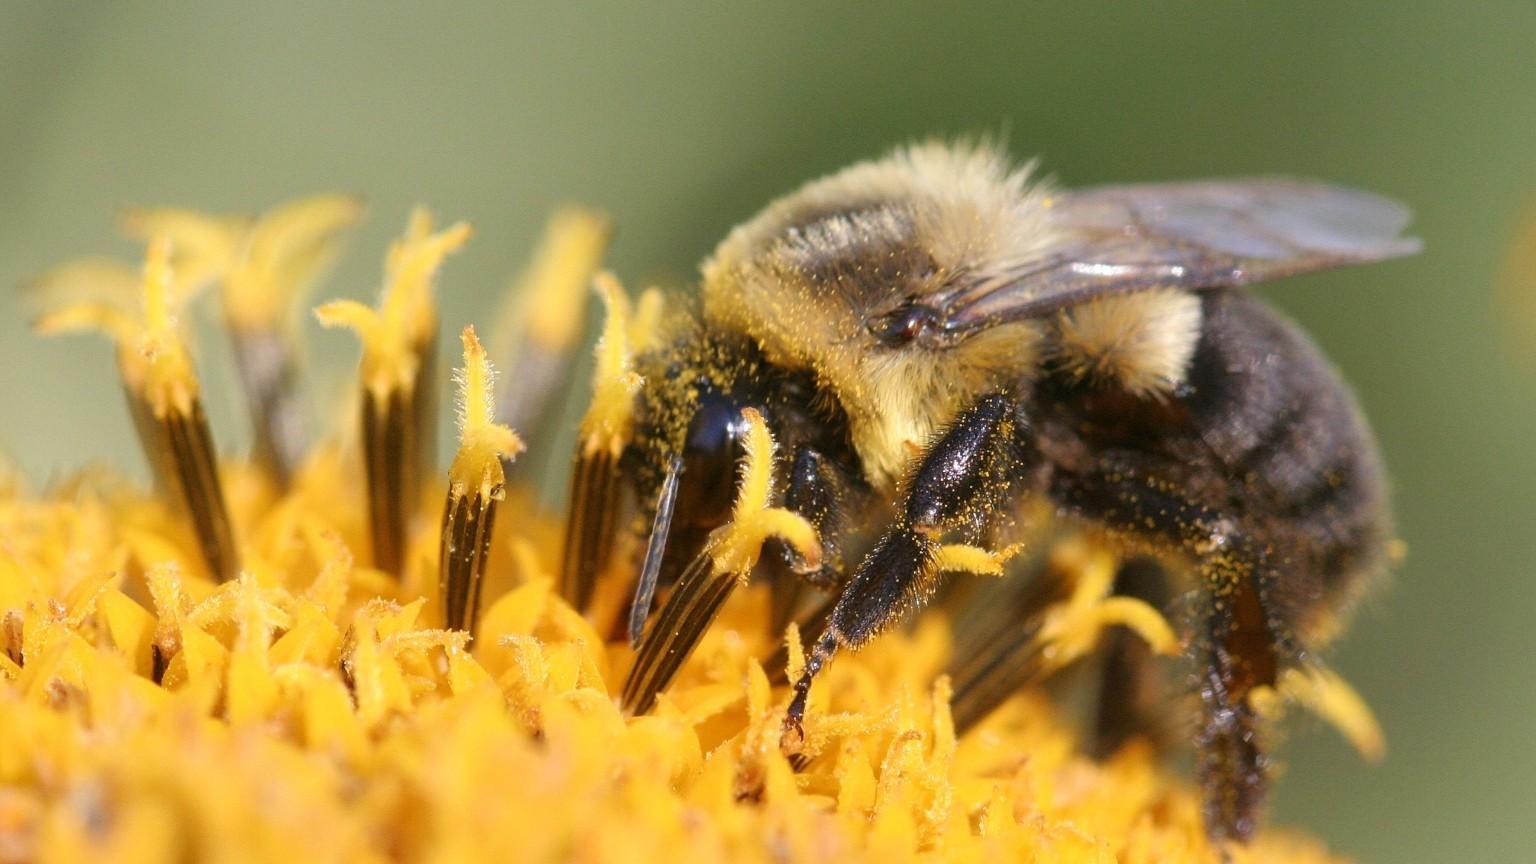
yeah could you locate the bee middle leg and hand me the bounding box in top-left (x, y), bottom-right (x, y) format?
top-left (783, 394), bottom-right (1018, 749)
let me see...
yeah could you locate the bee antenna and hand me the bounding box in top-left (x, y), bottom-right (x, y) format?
top-left (628, 456), bottom-right (684, 647)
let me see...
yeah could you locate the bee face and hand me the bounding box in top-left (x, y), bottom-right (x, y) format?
top-left (624, 323), bottom-right (859, 561)
top-left (572, 141), bottom-right (1419, 844)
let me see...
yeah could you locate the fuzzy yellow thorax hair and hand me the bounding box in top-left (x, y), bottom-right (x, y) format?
top-left (701, 142), bottom-right (1056, 489)
top-left (1051, 288), bottom-right (1204, 398)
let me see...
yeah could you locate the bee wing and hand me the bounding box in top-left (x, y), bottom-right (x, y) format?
top-left (929, 179), bottom-right (1421, 330)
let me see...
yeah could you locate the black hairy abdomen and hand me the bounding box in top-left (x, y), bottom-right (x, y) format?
top-left (1032, 289), bottom-right (1389, 632)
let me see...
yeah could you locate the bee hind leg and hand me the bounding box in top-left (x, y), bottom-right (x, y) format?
top-left (1196, 549), bottom-right (1279, 845)
top-left (1049, 464), bottom-right (1279, 844)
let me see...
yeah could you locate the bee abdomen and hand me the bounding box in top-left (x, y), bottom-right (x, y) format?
top-left (1184, 290), bottom-right (1390, 623)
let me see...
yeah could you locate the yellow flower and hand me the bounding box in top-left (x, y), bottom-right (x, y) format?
top-left (0, 198), bottom-right (1372, 863)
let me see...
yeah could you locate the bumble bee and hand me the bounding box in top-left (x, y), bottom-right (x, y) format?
top-left (562, 141), bottom-right (1418, 843)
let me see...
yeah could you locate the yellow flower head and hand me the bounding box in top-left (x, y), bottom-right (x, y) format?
top-left (0, 195), bottom-right (1370, 864)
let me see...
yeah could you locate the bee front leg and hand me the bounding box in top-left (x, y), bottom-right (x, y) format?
top-left (782, 394), bottom-right (1018, 751)
top-left (778, 447), bottom-right (846, 585)
top-left (766, 446), bottom-right (849, 636)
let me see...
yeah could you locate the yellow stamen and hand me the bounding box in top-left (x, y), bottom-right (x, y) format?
top-left (705, 409), bottom-right (820, 578)
top-left (122, 195), bottom-right (362, 484)
top-left (315, 209), bottom-right (470, 402)
top-left (496, 206), bottom-right (611, 356)
top-left (139, 237), bottom-right (199, 419)
top-left (491, 208), bottom-right (611, 433)
top-left (440, 327), bottom-right (525, 636)
top-left (33, 238), bottom-right (239, 582)
top-left (121, 195), bottom-right (362, 328)
top-left (1253, 665), bottom-right (1387, 761)
top-left (448, 327), bottom-right (526, 497)
top-left (316, 209), bottom-right (469, 574)
top-left (118, 205), bottom-right (248, 295)
top-left (223, 194), bottom-right (365, 330)
top-left (559, 272), bottom-right (644, 611)
top-left (577, 272), bottom-right (643, 459)
top-left (627, 287), bottom-right (667, 355)
top-left (1033, 540), bottom-right (1179, 671)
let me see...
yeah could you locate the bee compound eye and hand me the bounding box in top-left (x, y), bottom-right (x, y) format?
top-left (677, 390), bottom-right (755, 526)
top-left (876, 303), bottom-right (940, 347)
top-left (685, 392), bottom-right (749, 457)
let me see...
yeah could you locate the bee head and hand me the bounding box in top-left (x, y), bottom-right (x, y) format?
top-left (623, 321), bottom-right (857, 581)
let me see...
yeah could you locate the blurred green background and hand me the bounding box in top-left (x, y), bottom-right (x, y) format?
top-left (2, 3), bottom-right (1533, 860)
